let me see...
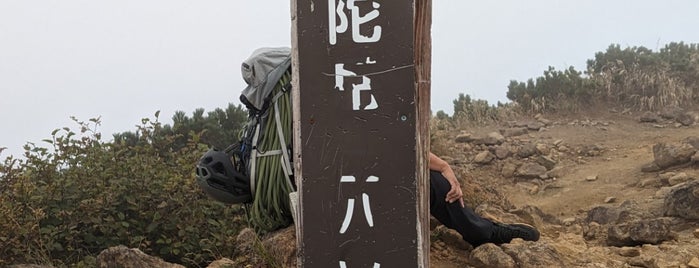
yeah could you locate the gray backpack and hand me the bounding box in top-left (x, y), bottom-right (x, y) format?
top-left (236, 47), bottom-right (296, 233)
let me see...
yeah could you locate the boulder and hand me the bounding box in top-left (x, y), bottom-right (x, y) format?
top-left (659, 106), bottom-right (685, 120)
top-left (473, 132), bottom-right (505, 146)
top-left (663, 180), bottom-right (699, 220)
top-left (501, 240), bottom-right (566, 268)
top-left (677, 112), bottom-right (695, 126)
top-left (96, 246), bottom-right (185, 268)
top-left (585, 201), bottom-right (651, 225)
top-left (639, 112), bottom-right (661, 123)
top-left (652, 142), bottom-right (697, 169)
top-left (260, 226), bottom-right (297, 268)
top-left (515, 162), bottom-right (547, 179)
top-left (495, 144), bottom-right (512, 159)
top-left (518, 143), bottom-right (538, 158)
top-left (606, 218), bottom-right (675, 246)
top-left (667, 172), bottom-right (692, 186)
top-left (469, 243), bottom-right (516, 268)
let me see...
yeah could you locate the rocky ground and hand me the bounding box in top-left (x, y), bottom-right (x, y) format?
top-left (21, 107), bottom-right (698, 268)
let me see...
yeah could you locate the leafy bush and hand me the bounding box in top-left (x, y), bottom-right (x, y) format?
top-left (0, 115), bottom-right (245, 267)
top-left (452, 93), bottom-right (518, 126)
top-left (506, 66), bottom-right (594, 113)
top-left (507, 42), bottom-right (699, 113)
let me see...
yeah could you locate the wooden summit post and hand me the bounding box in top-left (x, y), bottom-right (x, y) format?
top-left (291, 0), bottom-right (431, 267)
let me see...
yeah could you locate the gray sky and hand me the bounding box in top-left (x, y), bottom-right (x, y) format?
top-left (1, 1), bottom-right (698, 158)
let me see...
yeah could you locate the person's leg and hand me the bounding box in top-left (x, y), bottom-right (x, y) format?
top-left (429, 170), bottom-right (540, 246)
top-left (429, 170), bottom-right (495, 246)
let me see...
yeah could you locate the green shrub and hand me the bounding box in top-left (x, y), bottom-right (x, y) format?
top-left (0, 115), bottom-right (245, 267)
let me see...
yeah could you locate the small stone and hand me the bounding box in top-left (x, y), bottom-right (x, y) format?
top-left (604, 197), bottom-right (617, 203)
top-left (693, 229), bottom-right (699, 239)
top-left (530, 185), bottom-right (540, 195)
top-left (554, 139), bottom-right (564, 146)
top-left (536, 143), bottom-right (550, 155)
top-left (689, 257), bottom-right (699, 268)
top-left (562, 217), bottom-right (576, 226)
top-left (618, 247), bottom-right (641, 257)
top-left (473, 151), bottom-right (495, 164)
top-left (586, 175), bottom-right (598, 182)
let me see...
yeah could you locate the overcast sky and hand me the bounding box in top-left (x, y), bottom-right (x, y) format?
top-left (2, 1), bottom-right (699, 158)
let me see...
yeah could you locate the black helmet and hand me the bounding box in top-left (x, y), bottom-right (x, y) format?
top-left (195, 149), bottom-right (252, 204)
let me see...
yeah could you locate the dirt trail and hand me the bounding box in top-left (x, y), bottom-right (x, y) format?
top-left (503, 113), bottom-right (697, 220)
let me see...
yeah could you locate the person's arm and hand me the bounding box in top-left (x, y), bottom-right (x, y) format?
top-left (429, 152), bottom-right (464, 207)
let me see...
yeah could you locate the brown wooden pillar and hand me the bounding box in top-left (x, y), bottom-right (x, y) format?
top-left (291, 0), bottom-right (431, 267)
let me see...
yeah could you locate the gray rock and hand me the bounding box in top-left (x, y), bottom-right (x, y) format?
top-left (538, 118), bottom-right (553, 126)
top-left (474, 151), bottom-right (496, 164)
top-left (515, 162), bottom-right (548, 179)
top-left (664, 180), bottom-right (699, 220)
top-left (495, 144), bottom-right (512, 159)
top-left (501, 241), bottom-right (566, 268)
top-left (641, 162), bottom-right (661, 173)
top-left (606, 218), bottom-right (675, 246)
top-left (693, 152), bottom-right (699, 165)
top-left (470, 243), bottom-right (516, 268)
top-left (97, 245), bottom-right (185, 268)
top-left (527, 121), bottom-right (545, 131)
top-left (685, 136), bottom-right (699, 150)
top-left (617, 247), bottom-right (641, 257)
top-left (501, 127), bottom-right (528, 137)
top-left (501, 162), bottom-right (518, 178)
top-left (652, 142), bottom-right (697, 169)
top-left (579, 144), bottom-right (604, 157)
top-left (585, 201), bottom-right (648, 225)
top-left (455, 132), bottom-right (474, 143)
top-left (435, 225), bottom-right (471, 250)
top-left (518, 143), bottom-right (539, 158)
top-left (474, 132), bottom-right (505, 146)
top-left (535, 143), bottom-right (550, 155)
top-left (659, 106), bottom-right (685, 120)
top-left (677, 112), bottom-right (695, 126)
top-left (640, 112), bottom-right (661, 123)
top-left (536, 155), bottom-right (557, 170)
top-left (668, 172), bottom-right (692, 186)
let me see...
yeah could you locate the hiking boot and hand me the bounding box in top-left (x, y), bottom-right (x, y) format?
top-left (490, 222), bottom-right (540, 244)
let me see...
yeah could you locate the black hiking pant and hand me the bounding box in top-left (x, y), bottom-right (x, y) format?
top-left (430, 170), bottom-right (495, 246)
